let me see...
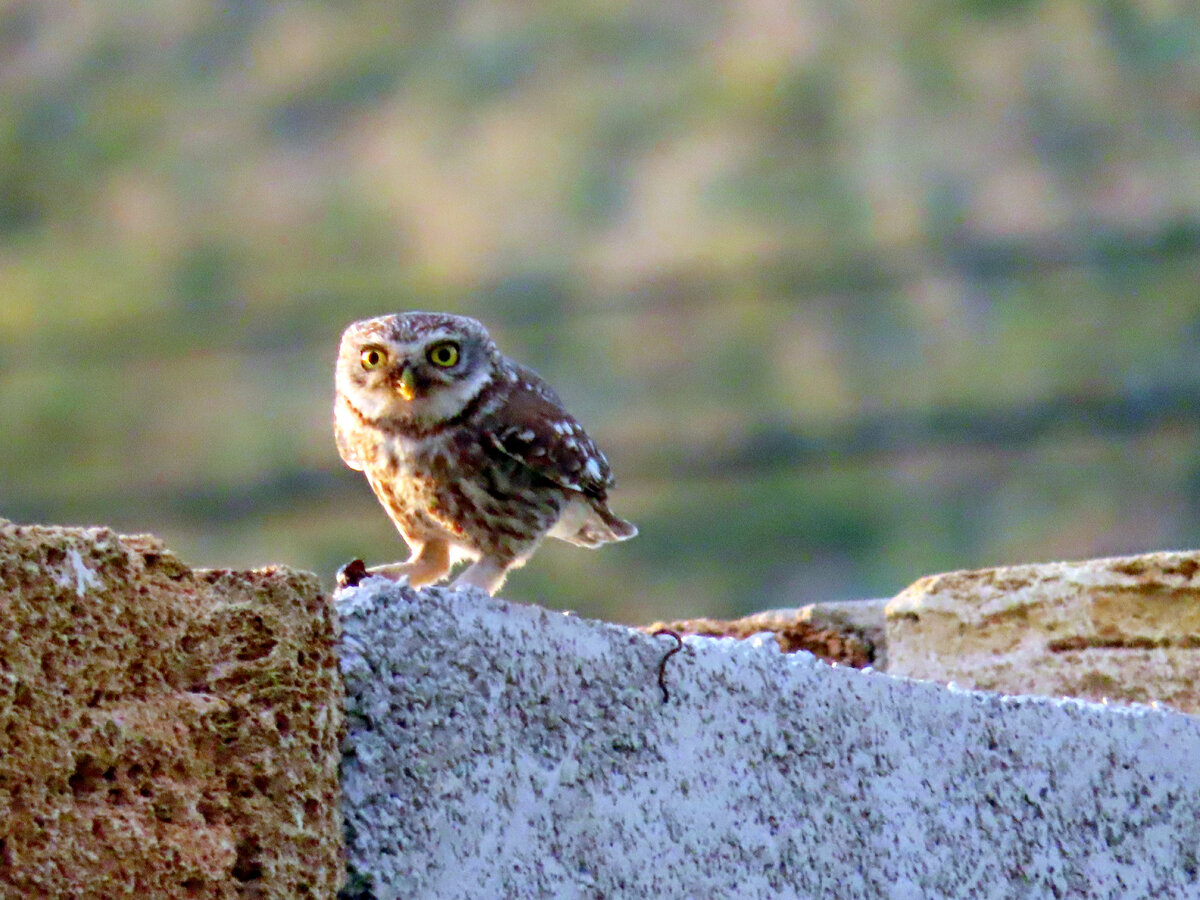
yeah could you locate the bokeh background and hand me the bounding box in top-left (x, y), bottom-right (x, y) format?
top-left (2, 0), bottom-right (1200, 623)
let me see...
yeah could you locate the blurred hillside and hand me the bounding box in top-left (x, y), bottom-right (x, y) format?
top-left (2, 0), bottom-right (1200, 622)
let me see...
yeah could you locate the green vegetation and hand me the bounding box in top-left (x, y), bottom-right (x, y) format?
top-left (2, 0), bottom-right (1200, 621)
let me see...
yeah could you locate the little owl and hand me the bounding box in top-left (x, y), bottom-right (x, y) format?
top-left (333, 311), bottom-right (637, 595)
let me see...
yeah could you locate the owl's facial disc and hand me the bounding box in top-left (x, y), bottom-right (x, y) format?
top-left (336, 313), bottom-right (498, 426)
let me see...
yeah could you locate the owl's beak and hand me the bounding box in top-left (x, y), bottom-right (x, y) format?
top-left (397, 366), bottom-right (417, 401)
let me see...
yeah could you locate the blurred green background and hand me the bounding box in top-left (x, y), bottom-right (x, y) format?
top-left (2, 0), bottom-right (1200, 623)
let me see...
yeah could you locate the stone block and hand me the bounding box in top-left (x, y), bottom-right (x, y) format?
top-left (885, 550), bottom-right (1200, 714)
top-left (0, 521), bottom-right (343, 898)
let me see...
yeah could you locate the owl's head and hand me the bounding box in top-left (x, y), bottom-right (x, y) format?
top-left (335, 312), bottom-right (500, 425)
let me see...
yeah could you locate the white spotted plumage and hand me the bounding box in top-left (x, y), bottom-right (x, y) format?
top-left (333, 311), bottom-right (637, 595)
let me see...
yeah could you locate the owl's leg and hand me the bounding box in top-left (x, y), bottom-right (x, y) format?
top-left (450, 555), bottom-right (515, 596)
top-left (368, 539), bottom-right (452, 588)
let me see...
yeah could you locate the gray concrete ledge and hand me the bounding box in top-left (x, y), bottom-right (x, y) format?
top-left (338, 578), bottom-right (1200, 900)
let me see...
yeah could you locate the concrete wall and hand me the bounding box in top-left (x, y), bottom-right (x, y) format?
top-left (339, 577), bottom-right (1200, 900)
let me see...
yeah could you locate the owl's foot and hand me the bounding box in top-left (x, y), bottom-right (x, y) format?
top-left (337, 542), bottom-right (454, 592)
top-left (451, 556), bottom-right (515, 596)
top-left (335, 559), bottom-right (415, 589)
top-left (336, 558), bottom-right (370, 589)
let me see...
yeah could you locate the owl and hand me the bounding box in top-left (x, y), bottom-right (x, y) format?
top-left (333, 311), bottom-right (637, 595)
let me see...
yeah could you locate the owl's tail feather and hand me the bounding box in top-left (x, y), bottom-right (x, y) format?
top-left (552, 498), bottom-right (638, 548)
top-left (594, 505), bottom-right (638, 542)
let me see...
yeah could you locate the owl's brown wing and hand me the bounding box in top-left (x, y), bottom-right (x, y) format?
top-left (482, 363), bottom-right (615, 499)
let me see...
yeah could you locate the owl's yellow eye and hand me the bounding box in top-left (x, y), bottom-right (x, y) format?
top-left (360, 347), bottom-right (387, 370)
top-left (427, 341), bottom-right (460, 368)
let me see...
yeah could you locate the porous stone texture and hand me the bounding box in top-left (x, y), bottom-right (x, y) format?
top-left (886, 550), bottom-right (1200, 715)
top-left (339, 578), bottom-right (1200, 900)
top-left (643, 603), bottom-right (877, 668)
top-left (0, 521), bottom-right (343, 899)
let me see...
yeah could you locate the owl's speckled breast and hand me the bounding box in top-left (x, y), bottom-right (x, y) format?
top-left (364, 429), bottom-right (567, 559)
top-left (364, 434), bottom-right (461, 543)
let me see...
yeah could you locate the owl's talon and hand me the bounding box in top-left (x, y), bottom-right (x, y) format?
top-left (337, 558), bottom-right (369, 589)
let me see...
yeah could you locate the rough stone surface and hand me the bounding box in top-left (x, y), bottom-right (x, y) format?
top-left (0, 521), bottom-right (343, 899)
top-left (644, 604), bottom-right (876, 668)
top-left (795, 597), bottom-right (888, 665)
top-left (886, 550), bottom-right (1200, 715)
top-left (339, 577), bottom-right (1200, 900)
